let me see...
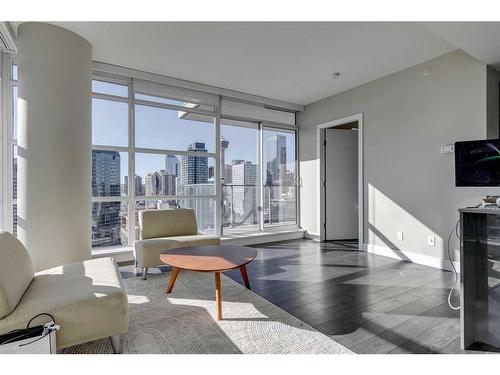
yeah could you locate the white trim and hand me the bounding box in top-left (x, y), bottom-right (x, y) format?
top-left (364, 243), bottom-right (460, 272)
top-left (127, 79), bottom-right (135, 247)
top-left (0, 23), bottom-right (17, 54)
top-left (214, 97), bottom-right (222, 237)
top-left (92, 92), bottom-right (129, 103)
top-left (258, 122), bottom-right (264, 231)
top-left (89, 67), bottom-right (300, 249)
top-left (304, 231), bottom-right (320, 241)
top-left (92, 145), bottom-right (130, 153)
top-left (91, 196), bottom-right (130, 203)
top-left (316, 113), bottom-right (364, 249)
top-left (1, 53), bottom-right (16, 234)
top-left (92, 61), bottom-right (304, 112)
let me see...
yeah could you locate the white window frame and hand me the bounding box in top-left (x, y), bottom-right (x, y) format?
top-left (91, 68), bottom-right (300, 251)
top-left (1, 53), bottom-right (17, 235)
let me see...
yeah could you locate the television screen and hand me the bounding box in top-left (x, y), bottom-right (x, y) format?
top-left (455, 139), bottom-right (500, 187)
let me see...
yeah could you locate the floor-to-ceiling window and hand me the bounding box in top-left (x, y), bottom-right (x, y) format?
top-left (90, 70), bottom-right (299, 251)
top-left (221, 120), bottom-right (260, 234)
top-left (91, 79), bottom-right (131, 247)
top-left (263, 127), bottom-right (297, 227)
top-left (1, 55), bottom-right (18, 236)
top-left (133, 97), bottom-right (216, 237)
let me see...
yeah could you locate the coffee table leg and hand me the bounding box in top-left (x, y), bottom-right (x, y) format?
top-left (215, 272), bottom-right (222, 320)
top-left (166, 267), bottom-right (180, 293)
top-left (239, 265), bottom-right (251, 290)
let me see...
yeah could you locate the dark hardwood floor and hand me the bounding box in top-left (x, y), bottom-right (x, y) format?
top-left (223, 239), bottom-right (481, 354)
top-left (121, 239), bottom-right (489, 354)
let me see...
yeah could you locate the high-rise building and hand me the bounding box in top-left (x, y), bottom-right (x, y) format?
top-left (144, 169), bottom-right (176, 196)
top-left (266, 134), bottom-right (287, 185)
top-left (123, 175), bottom-right (144, 196)
top-left (165, 154), bottom-right (180, 177)
top-left (231, 161), bottom-right (257, 224)
top-left (91, 150), bottom-right (123, 247)
top-left (181, 142), bottom-right (209, 188)
top-left (220, 137), bottom-right (230, 183)
top-left (92, 150), bottom-right (121, 197)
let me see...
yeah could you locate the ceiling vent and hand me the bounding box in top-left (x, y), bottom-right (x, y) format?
top-left (0, 22), bottom-right (17, 54)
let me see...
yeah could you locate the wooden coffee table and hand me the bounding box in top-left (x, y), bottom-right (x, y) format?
top-left (159, 245), bottom-right (257, 320)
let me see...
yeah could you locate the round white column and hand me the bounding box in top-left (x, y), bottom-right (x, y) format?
top-left (17, 23), bottom-right (92, 271)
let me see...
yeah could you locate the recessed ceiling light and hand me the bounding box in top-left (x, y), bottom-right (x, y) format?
top-left (330, 72), bottom-right (341, 79)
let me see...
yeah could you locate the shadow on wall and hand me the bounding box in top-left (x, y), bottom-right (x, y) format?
top-left (368, 183), bottom-right (446, 261)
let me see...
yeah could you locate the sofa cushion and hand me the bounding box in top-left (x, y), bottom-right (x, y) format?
top-left (139, 208), bottom-right (198, 239)
top-left (0, 232), bottom-right (34, 319)
top-left (134, 234), bottom-right (221, 268)
top-left (0, 257), bottom-right (128, 349)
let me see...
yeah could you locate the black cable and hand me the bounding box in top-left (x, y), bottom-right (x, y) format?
top-left (26, 313), bottom-right (55, 328)
top-left (447, 219), bottom-right (461, 310)
top-left (0, 313), bottom-right (57, 346)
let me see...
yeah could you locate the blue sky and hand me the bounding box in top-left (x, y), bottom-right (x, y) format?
top-left (92, 93), bottom-right (295, 181)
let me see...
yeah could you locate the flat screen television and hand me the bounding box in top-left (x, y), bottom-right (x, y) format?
top-left (455, 139), bottom-right (500, 187)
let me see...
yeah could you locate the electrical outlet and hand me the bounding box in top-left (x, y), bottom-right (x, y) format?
top-left (427, 235), bottom-right (435, 246)
top-left (397, 231), bottom-right (404, 241)
top-left (440, 144), bottom-right (455, 154)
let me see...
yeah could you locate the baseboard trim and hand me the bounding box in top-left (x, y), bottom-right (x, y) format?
top-left (363, 243), bottom-right (460, 272)
top-left (222, 229), bottom-right (305, 246)
top-left (304, 232), bottom-right (320, 241)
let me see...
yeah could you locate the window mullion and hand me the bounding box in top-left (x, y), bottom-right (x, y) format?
top-left (128, 79), bottom-right (135, 246)
top-left (258, 122), bottom-right (264, 232)
top-left (214, 96), bottom-right (222, 237)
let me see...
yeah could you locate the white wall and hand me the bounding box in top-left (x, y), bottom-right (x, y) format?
top-left (487, 66), bottom-right (500, 138)
top-left (299, 50), bottom-right (488, 267)
top-left (325, 128), bottom-right (358, 240)
top-left (17, 23), bottom-right (92, 271)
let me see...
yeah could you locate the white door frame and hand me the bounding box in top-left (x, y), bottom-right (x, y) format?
top-left (316, 113), bottom-right (364, 249)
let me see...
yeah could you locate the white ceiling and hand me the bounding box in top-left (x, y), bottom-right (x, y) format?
top-left (13, 22), bottom-right (500, 106)
top-left (425, 22), bottom-right (500, 71)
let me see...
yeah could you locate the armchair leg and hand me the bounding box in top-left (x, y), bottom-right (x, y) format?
top-left (142, 267), bottom-right (148, 280)
top-left (110, 335), bottom-right (122, 354)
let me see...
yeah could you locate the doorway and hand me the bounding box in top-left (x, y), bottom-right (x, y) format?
top-left (317, 114), bottom-right (364, 249)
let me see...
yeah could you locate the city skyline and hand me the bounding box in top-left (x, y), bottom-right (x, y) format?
top-left (93, 99), bottom-right (296, 179)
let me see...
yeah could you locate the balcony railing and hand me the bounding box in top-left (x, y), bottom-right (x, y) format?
top-left (222, 184), bottom-right (296, 230)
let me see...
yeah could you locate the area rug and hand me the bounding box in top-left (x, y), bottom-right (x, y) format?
top-left (61, 271), bottom-right (352, 354)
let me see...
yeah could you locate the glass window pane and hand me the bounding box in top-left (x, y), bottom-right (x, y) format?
top-left (135, 153), bottom-right (214, 197)
top-left (12, 204), bottom-right (17, 237)
top-left (263, 128), bottom-right (297, 226)
top-left (92, 201), bottom-right (129, 247)
top-left (92, 150), bottom-right (128, 197)
top-left (12, 63), bottom-right (18, 81)
top-left (12, 145), bottom-right (17, 200)
top-left (135, 198), bottom-right (215, 236)
top-left (135, 104), bottom-right (215, 152)
top-left (12, 85), bottom-right (17, 140)
top-left (92, 98), bottom-right (128, 147)
top-left (221, 121), bottom-right (259, 233)
top-left (92, 80), bottom-right (128, 97)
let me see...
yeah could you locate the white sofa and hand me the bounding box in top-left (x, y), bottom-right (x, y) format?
top-left (134, 208), bottom-right (220, 279)
top-left (0, 232), bottom-right (128, 352)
